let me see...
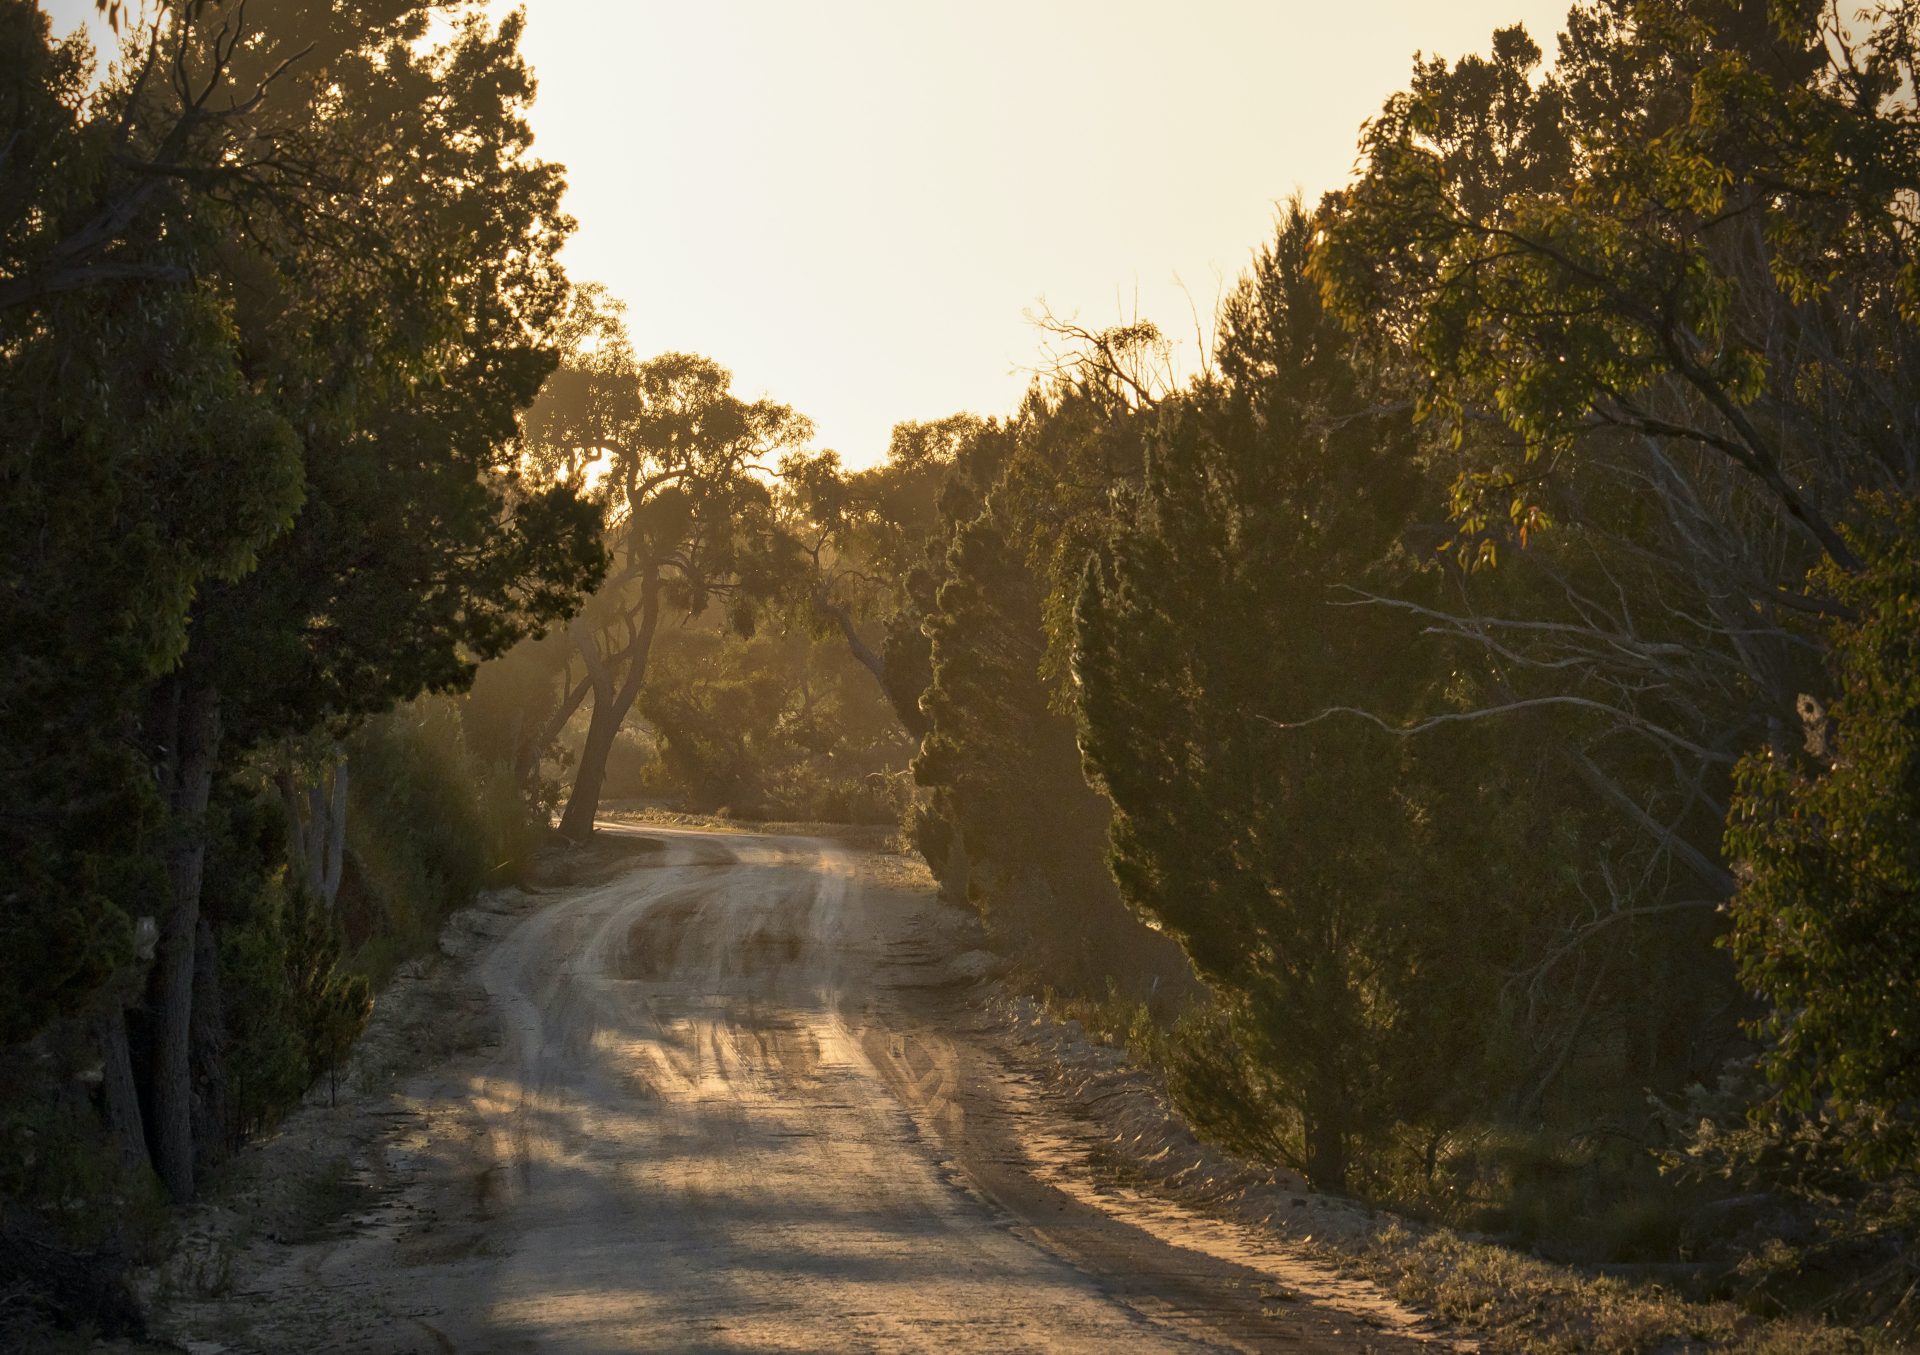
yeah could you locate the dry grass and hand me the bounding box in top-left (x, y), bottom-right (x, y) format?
top-left (1349, 1220), bottom-right (1904, 1352)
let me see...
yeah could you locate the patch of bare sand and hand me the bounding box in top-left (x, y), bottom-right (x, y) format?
top-left (142, 837), bottom-right (653, 1351)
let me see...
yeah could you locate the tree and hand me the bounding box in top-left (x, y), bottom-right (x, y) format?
top-left (522, 303), bottom-right (811, 840)
top-left (3, 0), bottom-right (602, 1203)
top-left (1304, 0), bottom-right (1920, 1110)
top-left (1075, 206), bottom-right (1509, 1188)
top-left (899, 357), bottom-right (1190, 993)
top-left (0, 4), bottom-right (303, 1059)
top-left (1726, 493), bottom-right (1920, 1173)
top-left (136, 2), bottom-right (599, 1202)
top-left (779, 415), bottom-right (980, 730)
top-left (1314, 2), bottom-right (1920, 576)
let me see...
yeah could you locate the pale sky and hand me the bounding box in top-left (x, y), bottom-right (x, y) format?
top-left (45, 0), bottom-right (1576, 466)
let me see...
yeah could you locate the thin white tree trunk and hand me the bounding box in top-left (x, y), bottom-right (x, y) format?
top-left (151, 679), bottom-right (220, 1203)
top-left (278, 766), bottom-right (310, 888)
top-left (321, 755), bottom-right (347, 908)
top-left (303, 779), bottom-right (328, 899)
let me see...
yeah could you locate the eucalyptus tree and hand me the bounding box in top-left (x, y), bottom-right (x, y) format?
top-left (1315, 3), bottom-right (1918, 573)
top-left (522, 301), bottom-right (811, 840)
top-left (1314, 2), bottom-right (1920, 743)
top-left (777, 415), bottom-right (980, 727)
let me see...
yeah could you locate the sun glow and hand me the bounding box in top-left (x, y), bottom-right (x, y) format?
top-left (39, 0), bottom-right (1572, 464)
top-left (500, 0), bottom-right (1576, 465)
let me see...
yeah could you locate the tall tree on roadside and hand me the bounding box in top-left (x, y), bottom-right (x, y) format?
top-left (522, 300), bottom-right (810, 840)
top-left (1073, 207), bottom-right (1492, 1189)
top-left (0, 3), bottom-right (305, 1074)
top-left (1, 0), bottom-right (601, 1202)
top-left (901, 356), bottom-right (1191, 993)
top-left (145, 2), bottom-right (600, 1201)
top-left (1312, 0), bottom-right (1920, 1121)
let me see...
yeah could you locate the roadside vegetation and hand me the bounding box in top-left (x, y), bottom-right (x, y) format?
top-left (0, 0), bottom-right (601, 1341)
top-left (4, 0), bottom-right (1918, 1349)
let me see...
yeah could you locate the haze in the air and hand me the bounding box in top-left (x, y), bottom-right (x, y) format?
top-left (13, 1), bottom-right (1919, 1349)
top-left (506, 0), bottom-right (1573, 463)
top-left (36, 0), bottom-right (1571, 463)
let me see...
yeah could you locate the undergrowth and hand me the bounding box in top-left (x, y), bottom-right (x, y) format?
top-left (1026, 984), bottom-right (1914, 1352)
top-left (341, 696), bottom-right (541, 989)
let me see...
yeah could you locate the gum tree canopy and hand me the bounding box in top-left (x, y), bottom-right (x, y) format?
top-left (520, 295), bottom-right (810, 840)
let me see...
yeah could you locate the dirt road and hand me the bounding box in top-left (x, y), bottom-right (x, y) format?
top-left (165, 827), bottom-right (1453, 1353)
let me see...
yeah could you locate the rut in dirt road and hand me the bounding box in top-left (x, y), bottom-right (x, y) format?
top-left (173, 827), bottom-right (1453, 1353)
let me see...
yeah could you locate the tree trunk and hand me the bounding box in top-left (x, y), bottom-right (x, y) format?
top-left (937, 819), bottom-right (971, 905)
top-left (814, 589), bottom-right (890, 697)
top-left (277, 766), bottom-right (309, 888)
top-left (558, 580), bottom-right (660, 842)
top-left (321, 756), bottom-right (347, 908)
top-left (302, 779), bottom-right (327, 897)
top-left (93, 1004), bottom-right (147, 1177)
top-left (149, 678), bottom-right (220, 1204)
top-left (280, 753), bottom-right (350, 909)
top-left (190, 914), bottom-right (229, 1170)
top-left (558, 697), bottom-right (620, 843)
top-left (1302, 1099), bottom-right (1348, 1194)
top-left (517, 672), bottom-right (592, 798)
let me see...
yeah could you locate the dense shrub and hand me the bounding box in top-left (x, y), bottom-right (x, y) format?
top-left (1727, 495), bottom-right (1920, 1176)
top-left (342, 698), bottom-right (541, 983)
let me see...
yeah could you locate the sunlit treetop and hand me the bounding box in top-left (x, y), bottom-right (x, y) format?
top-left (1313, 0), bottom-right (1920, 572)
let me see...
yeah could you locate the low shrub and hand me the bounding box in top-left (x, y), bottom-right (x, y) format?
top-left (341, 697), bottom-right (540, 984)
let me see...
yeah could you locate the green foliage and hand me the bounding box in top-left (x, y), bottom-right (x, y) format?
top-left (190, 2), bottom-right (605, 747)
top-left (1726, 495), bottom-right (1920, 1173)
top-left (1652, 1065), bottom-right (1920, 1337)
top-left (914, 494), bottom-right (1180, 986)
top-left (217, 877), bottom-right (369, 1138)
top-left (887, 367), bottom-right (1190, 995)
top-left (640, 642), bottom-right (793, 813)
top-left (1075, 206), bottom-right (1532, 1189)
top-left (634, 621), bottom-right (907, 821)
top-left (462, 628), bottom-right (578, 805)
top-left (916, 508), bottom-right (1073, 867)
top-left (0, 4), bottom-right (305, 1044)
top-left (343, 698), bottom-right (537, 980)
top-left (197, 777), bottom-right (370, 1140)
top-left (1157, 1004), bottom-right (1306, 1172)
top-left (1, 0), bottom-right (600, 1052)
top-left (1315, 1), bottom-right (1920, 572)
top-left (202, 787), bottom-right (306, 1140)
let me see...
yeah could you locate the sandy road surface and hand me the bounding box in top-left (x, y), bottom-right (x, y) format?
top-left (171, 827), bottom-right (1447, 1353)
